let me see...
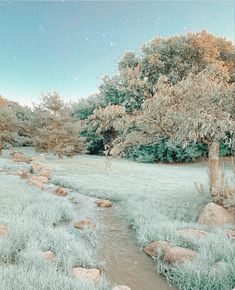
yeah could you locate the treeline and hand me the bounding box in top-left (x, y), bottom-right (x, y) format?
top-left (0, 31), bottom-right (234, 165)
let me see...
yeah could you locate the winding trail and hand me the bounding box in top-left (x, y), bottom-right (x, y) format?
top-left (96, 204), bottom-right (175, 290)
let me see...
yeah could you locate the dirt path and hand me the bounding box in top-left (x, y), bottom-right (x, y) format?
top-left (54, 185), bottom-right (175, 290)
top-left (96, 204), bottom-right (175, 290)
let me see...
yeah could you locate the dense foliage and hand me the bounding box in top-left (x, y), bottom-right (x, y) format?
top-left (71, 31), bottom-right (234, 163)
top-left (0, 31), bottom-right (234, 162)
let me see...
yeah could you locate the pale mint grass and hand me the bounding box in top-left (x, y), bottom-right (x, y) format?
top-left (0, 174), bottom-right (111, 290)
top-left (50, 154), bottom-right (234, 290)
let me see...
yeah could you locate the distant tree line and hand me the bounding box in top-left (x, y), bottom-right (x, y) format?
top-left (0, 31), bottom-right (234, 195)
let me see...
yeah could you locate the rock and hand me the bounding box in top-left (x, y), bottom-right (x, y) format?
top-left (30, 175), bottom-right (49, 189)
top-left (31, 162), bottom-right (52, 179)
top-left (163, 246), bottom-right (197, 264)
top-left (0, 260), bottom-right (7, 266)
top-left (40, 250), bottom-right (55, 262)
top-left (12, 152), bottom-right (31, 163)
top-left (226, 206), bottom-right (235, 217)
top-left (18, 170), bottom-right (32, 179)
top-left (197, 202), bottom-right (234, 226)
top-left (95, 199), bottom-right (112, 208)
top-left (144, 241), bottom-right (171, 257)
top-left (54, 186), bottom-right (68, 197)
top-left (70, 197), bottom-right (78, 204)
top-left (74, 219), bottom-right (94, 229)
top-left (0, 225), bottom-right (8, 236)
top-left (177, 229), bottom-right (208, 239)
top-left (72, 267), bottom-right (101, 283)
top-left (31, 156), bottom-right (45, 161)
top-left (112, 286), bottom-right (132, 290)
top-left (225, 230), bottom-right (235, 240)
top-left (39, 169), bottom-right (52, 179)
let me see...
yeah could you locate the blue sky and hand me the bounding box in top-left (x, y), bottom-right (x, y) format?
top-left (0, 1), bottom-right (234, 105)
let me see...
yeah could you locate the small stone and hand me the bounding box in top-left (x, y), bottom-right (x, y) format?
top-left (69, 197), bottom-right (78, 204)
top-left (163, 246), bottom-right (197, 264)
top-left (144, 241), bottom-right (171, 257)
top-left (54, 186), bottom-right (68, 197)
top-left (31, 162), bottom-right (52, 179)
top-left (177, 229), bottom-right (208, 239)
top-left (95, 199), bottom-right (112, 208)
top-left (18, 170), bottom-right (31, 179)
top-left (112, 286), bottom-right (132, 290)
top-left (31, 156), bottom-right (45, 161)
top-left (72, 267), bottom-right (101, 283)
top-left (74, 219), bottom-right (94, 229)
top-left (225, 230), bottom-right (235, 240)
top-left (0, 225), bottom-right (8, 236)
top-left (0, 260), bottom-right (7, 266)
top-left (30, 176), bottom-right (48, 188)
top-left (40, 250), bottom-right (55, 262)
top-left (197, 202), bottom-right (234, 226)
top-left (12, 152), bottom-right (31, 163)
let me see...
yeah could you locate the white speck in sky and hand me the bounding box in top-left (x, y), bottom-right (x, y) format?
top-left (110, 42), bottom-right (114, 46)
top-left (74, 78), bottom-right (78, 82)
top-left (38, 24), bottom-right (44, 32)
top-left (102, 33), bottom-right (106, 37)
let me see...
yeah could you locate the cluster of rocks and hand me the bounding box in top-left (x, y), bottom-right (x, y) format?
top-left (2, 152), bottom-right (134, 288)
top-left (73, 199), bottom-right (112, 230)
top-left (12, 152), bottom-right (69, 198)
top-left (144, 240), bottom-right (198, 264)
top-left (144, 202), bottom-right (234, 265)
top-left (39, 251), bottom-right (131, 289)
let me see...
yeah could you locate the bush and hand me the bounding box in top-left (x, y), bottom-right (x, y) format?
top-left (124, 140), bottom-right (231, 163)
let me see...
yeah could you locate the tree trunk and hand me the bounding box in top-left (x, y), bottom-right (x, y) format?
top-left (208, 142), bottom-right (220, 196)
top-left (0, 127), bottom-right (3, 155)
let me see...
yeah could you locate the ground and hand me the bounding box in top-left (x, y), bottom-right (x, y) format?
top-left (0, 148), bottom-right (234, 290)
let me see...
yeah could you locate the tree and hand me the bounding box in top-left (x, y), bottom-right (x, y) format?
top-left (0, 97), bottom-right (31, 153)
top-left (117, 64), bottom-right (234, 196)
top-left (32, 92), bottom-right (85, 157)
top-left (141, 30), bottom-right (234, 90)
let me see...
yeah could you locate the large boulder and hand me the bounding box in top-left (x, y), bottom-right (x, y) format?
top-left (197, 202), bottom-right (234, 226)
top-left (72, 267), bottom-right (101, 283)
top-left (54, 186), bottom-right (68, 197)
top-left (12, 152), bottom-right (31, 163)
top-left (177, 229), bottom-right (208, 239)
top-left (95, 199), bottom-right (112, 208)
top-left (163, 246), bottom-right (197, 264)
top-left (0, 225), bottom-right (8, 236)
top-left (113, 286), bottom-right (132, 290)
top-left (74, 219), bottom-right (94, 230)
top-left (144, 241), bottom-right (171, 257)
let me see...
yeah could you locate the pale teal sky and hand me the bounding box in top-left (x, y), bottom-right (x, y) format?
top-left (0, 1), bottom-right (234, 105)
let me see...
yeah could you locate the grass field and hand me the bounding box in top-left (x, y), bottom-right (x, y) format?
top-left (51, 154), bottom-right (234, 290)
top-left (0, 156), bottom-right (110, 290)
top-left (1, 149), bottom-right (234, 290)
